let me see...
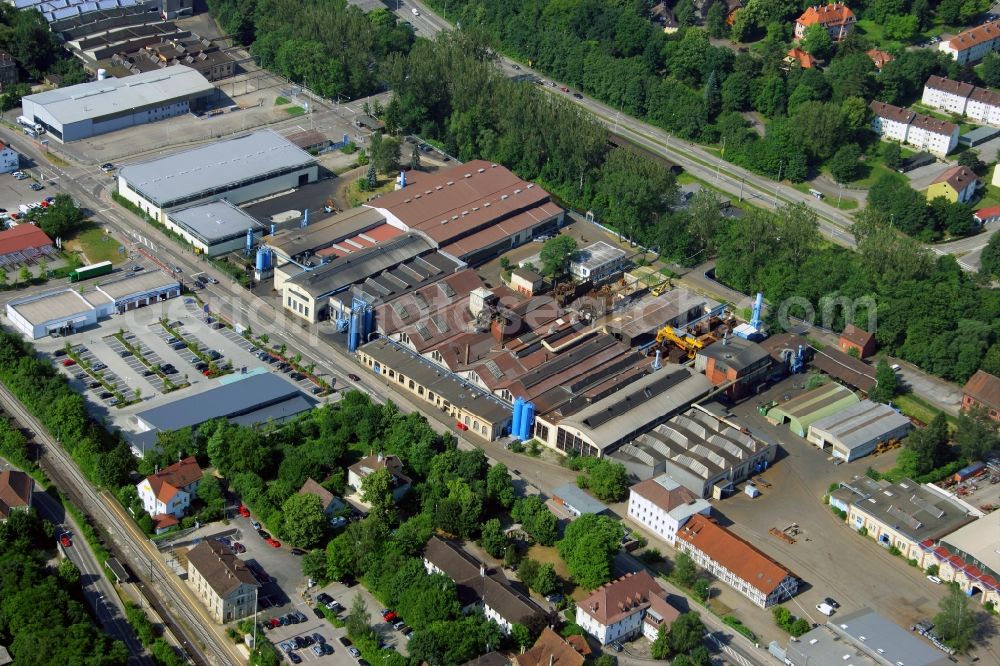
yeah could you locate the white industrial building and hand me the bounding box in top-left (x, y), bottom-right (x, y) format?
top-left (627, 475), bottom-right (712, 546)
top-left (165, 200), bottom-right (264, 256)
top-left (20, 65), bottom-right (215, 142)
top-left (806, 400), bottom-right (911, 462)
top-left (117, 129), bottom-right (318, 222)
top-left (5, 270), bottom-right (180, 339)
top-left (569, 241), bottom-right (627, 283)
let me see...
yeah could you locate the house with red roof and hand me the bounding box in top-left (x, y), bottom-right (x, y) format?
top-left (0, 224), bottom-right (53, 257)
top-left (974, 204), bottom-right (1000, 225)
top-left (675, 514), bottom-right (798, 608)
top-left (784, 47), bottom-right (817, 70)
top-left (136, 456), bottom-right (203, 529)
top-left (575, 570), bottom-right (680, 645)
top-left (794, 3), bottom-right (856, 41)
top-left (866, 49), bottom-right (895, 71)
top-left (838, 324), bottom-right (875, 358)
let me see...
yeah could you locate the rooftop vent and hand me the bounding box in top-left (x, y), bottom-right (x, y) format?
top-left (462, 211), bottom-right (469, 216)
top-left (491, 164), bottom-right (497, 168)
top-left (425, 190), bottom-right (431, 195)
top-left (447, 181), bottom-right (454, 186)
top-left (484, 202), bottom-right (491, 207)
top-left (514, 188), bottom-right (522, 194)
top-left (452, 215), bottom-right (459, 220)
top-left (472, 207), bottom-right (479, 211)
top-left (441, 220), bottom-right (448, 225)
top-left (527, 183), bottom-right (535, 188)
top-left (415, 194), bottom-right (422, 199)
top-left (501, 194), bottom-right (508, 200)
top-left (464, 173), bottom-right (472, 178)
top-left (436, 185), bottom-right (443, 190)
top-left (477, 167), bottom-right (485, 173)
top-left (404, 198), bottom-right (411, 203)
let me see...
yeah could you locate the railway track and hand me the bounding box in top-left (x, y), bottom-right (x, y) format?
top-left (0, 380), bottom-right (242, 666)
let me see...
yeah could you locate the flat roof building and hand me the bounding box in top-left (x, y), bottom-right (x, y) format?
top-left (551, 483), bottom-right (609, 517)
top-left (569, 241), bottom-right (627, 283)
top-left (612, 407), bottom-right (776, 498)
top-left (96, 270), bottom-right (181, 312)
top-left (604, 290), bottom-right (721, 346)
top-left (919, 508), bottom-right (1000, 607)
top-left (21, 65), bottom-right (214, 142)
top-left (806, 400), bottom-right (911, 462)
top-left (130, 373), bottom-right (313, 455)
top-left (165, 200), bottom-right (265, 257)
top-left (538, 366), bottom-right (711, 457)
top-left (789, 609), bottom-right (951, 666)
top-left (6, 287), bottom-right (113, 339)
top-left (765, 382), bottom-right (860, 436)
top-left (694, 337), bottom-right (771, 400)
top-left (836, 475), bottom-right (975, 562)
top-left (117, 129), bottom-right (318, 222)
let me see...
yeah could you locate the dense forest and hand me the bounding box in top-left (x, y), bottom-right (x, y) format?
top-left (0, 510), bottom-right (129, 665)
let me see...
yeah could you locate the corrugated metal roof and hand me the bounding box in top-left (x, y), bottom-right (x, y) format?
top-left (808, 400), bottom-right (911, 451)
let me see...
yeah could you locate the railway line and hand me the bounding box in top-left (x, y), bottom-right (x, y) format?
top-left (0, 380), bottom-right (242, 666)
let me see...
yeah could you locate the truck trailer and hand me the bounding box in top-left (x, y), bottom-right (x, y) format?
top-left (68, 260), bottom-right (113, 283)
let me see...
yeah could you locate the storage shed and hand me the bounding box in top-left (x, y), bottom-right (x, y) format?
top-left (806, 399), bottom-right (911, 461)
top-left (765, 382), bottom-right (860, 437)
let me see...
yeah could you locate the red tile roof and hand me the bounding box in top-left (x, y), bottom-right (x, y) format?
top-left (577, 570), bottom-right (679, 627)
top-left (676, 515), bottom-right (795, 595)
top-left (630, 477), bottom-right (699, 512)
top-left (796, 3), bottom-right (855, 29)
top-left (925, 75), bottom-right (975, 98)
top-left (963, 370), bottom-right (1000, 410)
top-left (0, 225), bottom-right (53, 256)
top-left (975, 205), bottom-right (1000, 221)
top-left (840, 324), bottom-right (873, 348)
top-left (869, 101), bottom-right (915, 125)
top-left (866, 49), bottom-right (895, 69)
top-left (145, 456), bottom-right (202, 503)
top-left (945, 19), bottom-right (1000, 52)
top-left (910, 113), bottom-right (958, 135)
top-left (0, 470), bottom-right (32, 518)
top-left (785, 47), bottom-right (816, 69)
top-left (515, 627), bottom-right (590, 666)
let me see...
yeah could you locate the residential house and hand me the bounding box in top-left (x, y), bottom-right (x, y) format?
top-left (297, 478), bottom-right (345, 515)
top-left (939, 19), bottom-right (1000, 64)
top-left (627, 474), bottom-right (712, 546)
top-left (866, 49), bottom-right (894, 71)
top-left (962, 369), bottom-right (1000, 420)
top-left (922, 76), bottom-right (975, 115)
top-left (869, 101), bottom-right (959, 157)
top-left (186, 540), bottom-right (260, 623)
top-left (135, 456), bottom-right (202, 529)
top-left (575, 570), bottom-right (680, 645)
top-left (508, 267), bottom-right (543, 297)
top-left (514, 627), bottom-right (591, 666)
top-left (650, 2), bottom-right (679, 34)
top-left (974, 204), bottom-right (1000, 225)
top-left (784, 47), bottom-right (817, 70)
top-left (347, 453), bottom-right (411, 501)
top-left (675, 514), bottom-right (799, 608)
top-left (964, 86), bottom-right (1000, 125)
top-left (423, 536), bottom-right (547, 634)
top-left (838, 323), bottom-right (875, 358)
top-left (0, 51), bottom-right (16, 89)
top-left (0, 470), bottom-right (33, 520)
top-left (794, 3), bottom-right (856, 41)
top-left (836, 475), bottom-right (975, 561)
top-left (927, 165), bottom-right (978, 204)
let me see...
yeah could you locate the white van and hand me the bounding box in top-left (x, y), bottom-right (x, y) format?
top-left (816, 602), bottom-right (835, 616)
top-left (411, 7), bottom-right (419, 15)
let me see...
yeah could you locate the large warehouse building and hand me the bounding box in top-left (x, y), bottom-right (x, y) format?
top-left (20, 65), bottom-right (215, 142)
top-left (806, 400), bottom-right (911, 462)
top-left (5, 270), bottom-right (180, 339)
top-left (765, 382), bottom-right (860, 436)
top-left (165, 200), bottom-right (265, 257)
top-left (117, 129), bottom-right (318, 222)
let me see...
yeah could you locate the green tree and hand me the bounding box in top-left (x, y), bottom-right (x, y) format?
top-left (981, 231), bottom-right (1000, 277)
top-left (529, 562), bottom-right (558, 596)
top-left (365, 161), bottom-right (377, 189)
top-left (478, 518), bottom-right (508, 558)
top-left (396, 573), bottom-right (461, 630)
top-left (409, 144), bottom-right (421, 171)
top-left (301, 548), bottom-right (327, 583)
top-left (801, 23), bottom-right (833, 59)
top-left (280, 493), bottom-right (327, 548)
top-left (957, 150), bottom-right (987, 176)
top-left (884, 14), bottom-right (919, 41)
top-left (869, 358), bottom-right (900, 404)
top-left (672, 551), bottom-right (698, 589)
top-left (360, 467), bottom-right (395, 521)
top-left (17, 266), bottom-right (30, 285)
top-left (984, 52), bottom-right (1000, 88)
top-left (934, 584), bottom-right (976, 652)
top-left (556, 514), bottom-right (624, 589)
top-left (486, 463), bottom-right (515, 508)
top-left (58, 557), bottom-right (81, 585)
top-left (693, 578), bottom-right (711, 601)
top-left (882, 142), bottom-right (902, 169)
top-left (650, 623), bottom-right (670, 659)
top-left (706, 1), bottom-right (728, 38)
top-left (28, 195), bottom-right (85, 239)
top-left (196, 474), bottom-right (226, 523)
top-left (828, 143), bottom-right (862, 183)
top-left (586, 459), bottom-right (630, 502)
top-left (539, 236), bottom-right (578, 278)
top-left (955, 406), bottom-right (1000, 461)
top-left (669, 611), bottom-right (706, 654)
top-left (903, 413), bottom-right (952, 476)
top-left (346, 594), bottom-right (373, 640)
top-left (511, 623), bottom-right (532, 651)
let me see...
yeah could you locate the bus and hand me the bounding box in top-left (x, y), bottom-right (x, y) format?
top-left (68, 260), bottom-right (113, 283)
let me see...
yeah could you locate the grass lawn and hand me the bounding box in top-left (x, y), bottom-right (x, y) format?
top-left (274, 96), bottom-right (290, 105)
top-left (346, 176), bottom-right (398, 207)
top-left (526, 544), bottom-right (582, 599)
top-left (856, 20), bottom-right (905, 51)
top-left (284, 106), bottom-right (306, 116)
top-left (63, 225), bottom-right (123, 265)
top-left (894, 392), bottom-right (959, 428)
top-left (43, 152), bottom-right (69, 167)
top-left (975, 184), bottom-right (1000, 209)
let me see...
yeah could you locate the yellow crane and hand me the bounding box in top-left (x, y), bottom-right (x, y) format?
top-left (655, 325), bottom-right (704, 358)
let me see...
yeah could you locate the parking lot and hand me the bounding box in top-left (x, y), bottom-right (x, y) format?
top-left (102, 331), bottom-right (173, 394)
top-left (54, 341), bottom-right (139, 407)
top-left (0, 168), bottom-right (53, 221)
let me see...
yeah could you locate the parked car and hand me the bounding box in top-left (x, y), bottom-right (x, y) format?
top-left (610, 642), bottom-right (623, 653)
top-left (258, 529), bottom-right (271, 539)
top-left (313, 607), bottom-right (325, 619)
top-left (232, 542), bottom-right (246, 554)
top-left (816, 602), bottom-right (835, 616)
top-left (267, 537), bottom-right (282, 548)
top-left (59, 533), bottom-right (72, 547)
top-left (339, 637), bottom-right (352, 647)
top-left (316, 592), bottom-right (333, 605)
top-left (250, 520), bottom-right (261, 530)
top-left (100, 163), bottom-right (115, 172)
top-left (312, 633), bottom-right (326, 644)
top-left (393, 620), bottom-right (406, 630)
top-left (288, 652), bottom-right (302, 664)
top-left (573, 92), bottom-right (583, 99)
top-left (824, 597), bottom-right (840, 609)
top-left (61, 358), bottom-right (76, 366)
top-left (348, 373), bottom-right (360, 381)
top-left (348, 647), bottom-right (361, 658)
top-left (99, 391), bottom-right (113, 399)
top-left (240, 505), bottom-right (251, 518)
top-left (927, 575), bottom-right (943, 584)
top-left (29, 182), bottom-right (43, 191)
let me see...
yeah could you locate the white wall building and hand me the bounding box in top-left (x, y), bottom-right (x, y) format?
top-left (921, 76), bottom-right (974, 115)
top-left (575, 571), bottom-right (680, 645)
top-left (869, 101), bottom-right (959, 157)
top-left (569, 241), bottom-right (627, 283)
top-left (940, 19), bottom-right (1000, 64)
top-left (0, 142), bottom-right (18, 173)
top-left (965, 87), bottom-right (1000, 125)
top-left (117, 130), bottom-right (318, 222)
top-left (627, 475), bottom-right (712, 545)
top-left (136, 456), bottom-right (202, 520)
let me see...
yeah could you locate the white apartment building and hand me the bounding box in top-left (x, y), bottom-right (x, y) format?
top-left (940, 20), bottom-right (1000, 64)
top-left (627, 475), bottom-right (712, 546)
top-left (135, 456), bottom-right (202, 521)
top-left (921, 76), bottom-right (974, 115)
top-left (0, 143), bottom-right (18, 174)
top-left (575, 571), bottom-right (679, 645)
top-left (869, 101), bottom-right (912, 142)
top-left (966, 87), bottom-right (1000, 125)
top-left (869, 101), bottom-right (959, 157)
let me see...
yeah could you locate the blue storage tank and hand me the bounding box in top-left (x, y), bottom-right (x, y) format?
top-left (520, 402), bottom-right (535, 440)
top-left (511, 398), bottom-right (525, 439)
top-left (348, 311), bottom-right (362, 352)
top-left (255, 248), bottom-right (267, 271)
top-left (363, 307), bottom-right (375, 343)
